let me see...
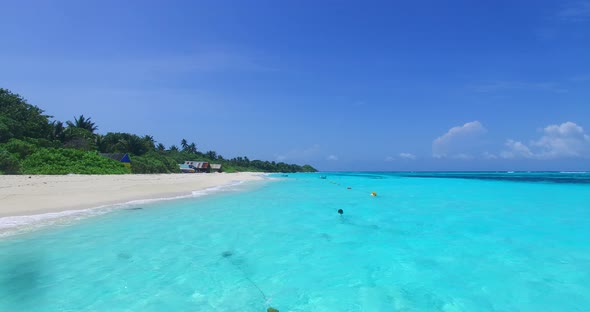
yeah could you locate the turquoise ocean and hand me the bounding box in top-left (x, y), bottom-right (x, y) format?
top-left (1, 172), bottom-right (590, 311)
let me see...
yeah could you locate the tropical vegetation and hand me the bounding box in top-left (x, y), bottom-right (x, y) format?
top-left (0, 88), bottom-right (317, 174)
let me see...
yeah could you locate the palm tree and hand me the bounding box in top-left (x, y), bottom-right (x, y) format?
top-left (66, 115), bottom-right (98, 133)
top-left (187, 142), bottom-right (197, 154)
top-left (169, 145), bottom-right (179, 152)
top-left (50, 121), bottom-right (66, 142)
top-left (95, 134), bottom-right (107, 152)
top-left (180, 139), bottom-right (188, 151)
top-left (143, 135), bottom-right (155, 150)
top-left (156, 143), bottom-right (166, 151)
top-left (205, 150), bottom-right (217, 160)
top-left (115, 136), bottom-right (147, 155)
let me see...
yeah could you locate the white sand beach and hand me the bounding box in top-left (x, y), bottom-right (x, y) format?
top-left (0, 173), bottom-right (265, 218)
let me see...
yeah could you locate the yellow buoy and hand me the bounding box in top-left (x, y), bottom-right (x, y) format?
top-left (371, 192), bottom-right (377, 196)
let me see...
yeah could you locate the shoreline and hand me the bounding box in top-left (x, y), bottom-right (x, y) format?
top-left (0, 173), bottom-right (266, 218)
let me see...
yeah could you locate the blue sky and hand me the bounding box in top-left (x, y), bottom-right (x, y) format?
top-left (1, 0), bottom-right (589, 171)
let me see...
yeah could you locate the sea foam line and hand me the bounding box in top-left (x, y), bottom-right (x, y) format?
top-left (0, 179), bottom-right (249, 238)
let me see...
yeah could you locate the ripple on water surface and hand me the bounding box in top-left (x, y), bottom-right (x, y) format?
top-left (1, 173), bottom-right (590, 311)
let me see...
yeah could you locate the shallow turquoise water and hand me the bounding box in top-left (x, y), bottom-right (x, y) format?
top-left (1, 172), bottom-right (590, 311)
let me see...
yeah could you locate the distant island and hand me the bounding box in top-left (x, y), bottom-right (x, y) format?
top-left (0, 88), bottom-right (317, 174)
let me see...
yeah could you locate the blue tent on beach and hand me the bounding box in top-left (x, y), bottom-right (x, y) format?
top-left (100, 153), bottom-right (132, 168)
top-left (119, 153), bottom-right (131, 163)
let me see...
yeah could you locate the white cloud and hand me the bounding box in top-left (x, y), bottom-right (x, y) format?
top-left (433, 121), bottom-right (487, 158)
top-left (532, 122), bottom-right (590, 158)
top-left (326, 155), bottom-right (339, 161)
top-left (558, 1), bottom-right (590, 22)
top-left (399, 153), bottom-right (416, 160)
top-left (482, 152), bottom-right (498, 159)
top-left (385, 153), bottom-right (416, 161)
top-left (501, 122), bottom-right (590, 159)
top-left (501, 140), bottom-right (534, 159)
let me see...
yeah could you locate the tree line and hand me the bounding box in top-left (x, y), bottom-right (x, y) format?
top-left (0, 88), bottom-right (317, 174)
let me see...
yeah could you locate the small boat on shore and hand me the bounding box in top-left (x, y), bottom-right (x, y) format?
top-left (179, 164), bottom-right (196, 173)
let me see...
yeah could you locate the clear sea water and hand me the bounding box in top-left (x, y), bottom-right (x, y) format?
top-left (1, 172), bottom-right (590, 311)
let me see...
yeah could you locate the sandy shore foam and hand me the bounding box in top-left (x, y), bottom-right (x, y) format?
top-left (0, 173), bottom-right (265, 234)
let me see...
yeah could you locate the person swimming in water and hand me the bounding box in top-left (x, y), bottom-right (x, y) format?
top-left (337, 209), bottom-right (343, 215)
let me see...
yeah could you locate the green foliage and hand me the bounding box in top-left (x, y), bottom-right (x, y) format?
top-left (0, 88), bottom-right (52, 143)
top-left (0, 116), bottom-right (11, 141)
top-left (177, 139), bottom-right (197, 153)
top-left (62, 127), bottom-right (97, 151)
top-left (66, 115), bottom-right (98, 133)
top-left (21, 148), bottom-right (131, 175)
top-left (0, 87), bottom-right (319, 175)
top-left (0, 148), bottom-right (20, 174)
top-left (23, 137), bottom-right (59, 148)
top-left (142, 135), bottom-right (155, 150)
top-left (99, 132), bottom-right (153, 156)
top-left (162, 149), bottom-right (317, 173)
top-left (2, 139), bottom-right (38, 159)
top-left (186, 143), bottom-right (197, 154)
top-left (205, 150), bottom-right (217, 159)
top-left (301, 165), bottom-right (317, 172)
top-left (50, 121), bottom-right (66, 142)
top-left (131, 151), bottom-right (180, 174)
top-left (162, 149), bottom-right (200, 164)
